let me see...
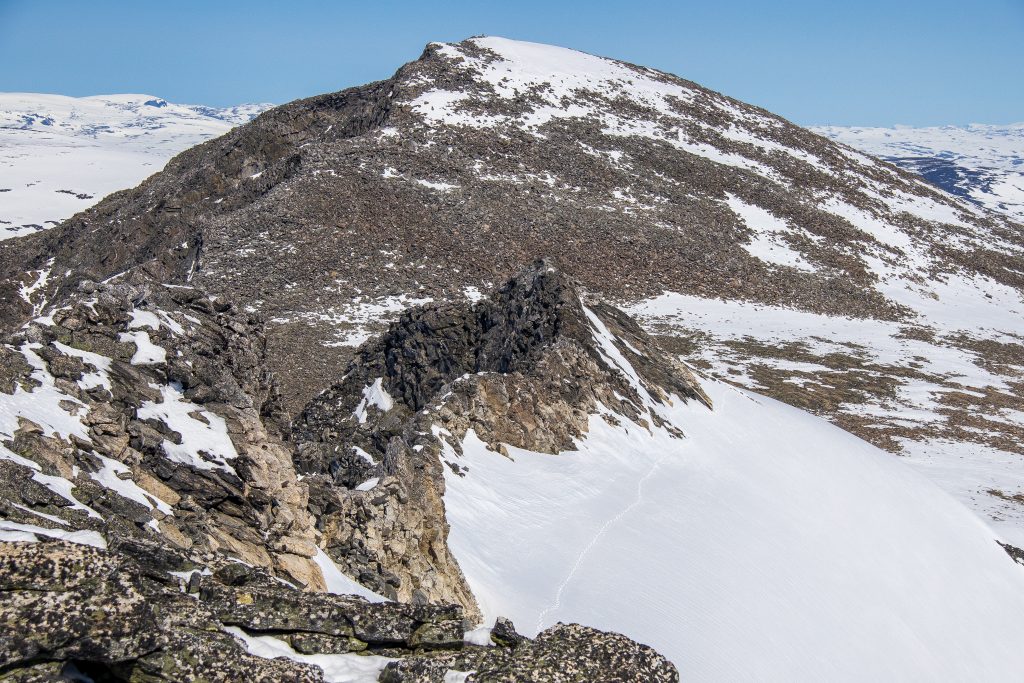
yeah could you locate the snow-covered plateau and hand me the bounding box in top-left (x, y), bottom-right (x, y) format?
top-left (0, 93), bottom-right (269, 240)
top-left (815, 122), bottom-right (1024, 222)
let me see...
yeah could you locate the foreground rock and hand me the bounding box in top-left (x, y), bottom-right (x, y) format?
top-left (0, 541), bottom-right (322, 682)
top-left (378, 623), bottom-right (678, 683)
top-left (0, 540), bottom-right (678, 682)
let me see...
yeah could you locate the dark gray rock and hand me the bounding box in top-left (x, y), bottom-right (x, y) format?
top-left (490, 616), bottom-right (525, 649)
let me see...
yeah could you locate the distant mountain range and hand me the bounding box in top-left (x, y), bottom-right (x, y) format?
top-left (814, 122), bottom-right (1024, 222)
top-left (0, 93), bottom-right (271, 239)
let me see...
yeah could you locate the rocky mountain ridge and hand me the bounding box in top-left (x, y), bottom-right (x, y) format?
top-left (0, 262), bottom-right (686, 681)
top-left (5, 37), bottom-right (1019, 404)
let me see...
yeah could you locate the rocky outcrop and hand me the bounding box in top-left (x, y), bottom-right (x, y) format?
top-left (0, 541), bottom-right (323, 682)
top-left (292, 259), bottom-right (709, 618)
top-left (378, 622), bottom-right (678, 682)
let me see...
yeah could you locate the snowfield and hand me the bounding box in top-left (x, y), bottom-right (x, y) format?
top-left (628, 288), bottom-right (1024, 548)
top-left (441, 377), bottom-right (1024, 680)
top-left (0, 93), bottom-right (269, 240)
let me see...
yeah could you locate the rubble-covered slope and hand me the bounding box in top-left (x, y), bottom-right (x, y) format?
top-left (0, 37), bottom-right (1017, 406)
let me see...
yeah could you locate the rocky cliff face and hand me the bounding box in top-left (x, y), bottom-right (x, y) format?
top-left (1, 277), bottom-right (324, 588)
top-left (290, 259), bottom-right (708, 617)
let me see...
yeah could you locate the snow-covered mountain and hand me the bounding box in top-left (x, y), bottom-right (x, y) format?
top-left (814, 122), bottom-right (1024, 221)
top-left (0, 93), bottom-right (271, 240)
top-left (3, 37), bottom-right (1024, 680)
top-left (7, 35), bottom-right (1016, 552)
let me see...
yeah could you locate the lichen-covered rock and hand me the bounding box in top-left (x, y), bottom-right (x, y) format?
top-left (0, 541), bottom-right (324, 682)
top-left (198, 562), bottom-right (465, 647)
top-left (489, 616), bottom-right (525, 649)
top-left (377, 623), bottom-right (679, 682)
top-left (467, 623), bottom-right (679, 682)
top-left (0, 540), bottom-right (677, 682)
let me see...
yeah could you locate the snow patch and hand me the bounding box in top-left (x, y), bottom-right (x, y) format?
top-left (351, 379), bottom-right (394, 425)
top-left (118, 330), bottom-right (166, 365)
top-left (0, 519), bottom-right (106, 548)
top-left (312, 547), bottom-right (388, 603)
top-left (137, 383), bottom-right (238, 472)
top-left (226, 626), bottom-right (394, 682)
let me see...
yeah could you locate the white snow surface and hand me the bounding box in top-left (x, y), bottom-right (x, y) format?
top-left (0, 93), bottom-right (269, 240)
top-left (88, 453), bottom-right (173, 516)
top-left (0, 343), bottom-right (89, 444)
top-left (118, 330), bottom-right (167, 365)
top-left (410, 37), bottom-right (798, 184)
top-left (351, 378), bottom-right (394, 424)
top-left (441, 377), bottom-right (1024, 680)
top-left (0, 520), bottom-right (106, 548)
top-left (627, 292), bottom-right (1024, 537)
top-left (312, 548), bottom-right (387, 603)
top-left (52, 341), bottom-right (112, 391)
top-left (725, 193), bottom-right (817, 271)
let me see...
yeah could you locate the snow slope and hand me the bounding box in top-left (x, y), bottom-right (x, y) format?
top-left (441, 376), bottom-right (1024, 680)
top-left (0, 93), bottom-right (270, 240)
top-left (814, 122), bottom-right (1024, 221)
top-left (628, 281), bottom-right (1024, 548)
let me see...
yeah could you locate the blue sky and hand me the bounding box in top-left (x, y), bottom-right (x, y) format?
top-left (1, 0), bottom-right (1021, 126)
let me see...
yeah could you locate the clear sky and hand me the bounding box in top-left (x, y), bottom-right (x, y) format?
top-left (1, 0), bottom-right (1021, 127)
